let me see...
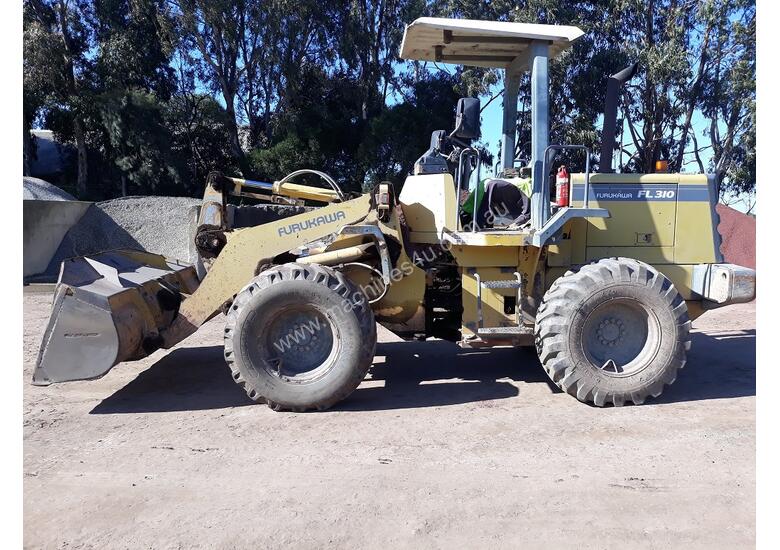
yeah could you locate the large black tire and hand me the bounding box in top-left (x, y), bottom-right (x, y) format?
top-left (535, 258), bottom-right (691, 406)
top-left (224, 263), bottom-right (376, 411)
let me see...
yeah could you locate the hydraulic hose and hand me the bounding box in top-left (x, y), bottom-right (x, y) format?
top-left (277, 169), bottom-right (346, 202)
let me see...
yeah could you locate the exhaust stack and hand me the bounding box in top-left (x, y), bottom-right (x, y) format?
top-left (599, 62), bottom-right (639, 173)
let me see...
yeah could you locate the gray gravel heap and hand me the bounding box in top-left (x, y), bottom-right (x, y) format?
top-left (39, 197), bottom-right (313, 281)
top-left (44, 196), bottom-right (202, 277)
top-left (23, 177), bottom-right (75, 201)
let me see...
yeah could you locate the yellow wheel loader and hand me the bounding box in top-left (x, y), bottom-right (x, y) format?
top-left (33, 18), bottom-right (756, 410)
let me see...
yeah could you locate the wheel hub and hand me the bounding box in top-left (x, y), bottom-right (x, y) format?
top-left (582, 298), bottom-right (661, 377)
top-left (262, 307), bottom-right (337, 380)
top-left (597, 318), bottom-right (624, 346)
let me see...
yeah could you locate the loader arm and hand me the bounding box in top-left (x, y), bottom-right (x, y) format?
top-left (162, 194), bottom-right (372, 347)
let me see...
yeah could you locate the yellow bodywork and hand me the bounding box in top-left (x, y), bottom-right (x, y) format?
top-left (33, 165), bottom-right (727, 389)
top-left (335, 207), bottom-right (428, 332)
top-left (371, 210), bottom-right (427, 331)
top-left (398, 173), bottom-right (458, 243)
top-left (162, 194), bottom-right (372, 346)
top-left (558, 171), bottom-right (720, 317)
top-left (396, 170), bottom-right (721, 338)
top-left (566, 172), bottom-right (720, 265)
top-left (166, 169), bottom-right (722, 347)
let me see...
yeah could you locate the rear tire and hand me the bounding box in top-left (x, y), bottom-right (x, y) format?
top-left (224, 263), bottom-right (376, 411)
top-left (535, 258), bottom-right (691, 406)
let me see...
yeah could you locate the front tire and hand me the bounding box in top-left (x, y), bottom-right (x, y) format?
top-left (535, 258), bottom-right (691, 406)
top-left (224, 263), bottom-right (376, 411)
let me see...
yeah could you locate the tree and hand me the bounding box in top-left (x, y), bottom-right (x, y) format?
top-left (23, 0), bottom-right (754, 201)
top-left (359, 73), bottom-right (462, 185)
top-left (614, 0), bottom-right (753, 193)
top-left (24, 0), bottom-right (93, 197)
top-left (240, 0), bottom-right (334, 148)
top-left (173, 0), bottom-right (332, 174)
top-left (96, 90), bottom-right (178, 196)
top-left (89, 0), bottom-right (179, 196)
top-left (698, 1), bottom-right (755, 195)
top-left (92, 0), bottom-right (176, 100)
top-left (166, 91), bottom-right (239, 194)
top-left (174, 0), bottom-right (251, 172)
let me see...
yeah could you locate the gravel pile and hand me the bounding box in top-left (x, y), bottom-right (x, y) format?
top-left (44, 196), bottom-right (201, 277)
top-left (38, 197), bottom-right (314, 281)
top-left (23, 177), bottom-right (75, 201)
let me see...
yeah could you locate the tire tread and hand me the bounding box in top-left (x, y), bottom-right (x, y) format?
top-left (535, 257), bottom-right (691, 407)
top-left (224, 263), bottom-right (376, 412)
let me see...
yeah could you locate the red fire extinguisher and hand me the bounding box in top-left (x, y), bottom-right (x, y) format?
top-left (555, 165), bottom-right (570, 207)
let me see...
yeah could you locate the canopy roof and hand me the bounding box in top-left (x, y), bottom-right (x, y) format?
top-left (399, 17), bottom-right (584, 70)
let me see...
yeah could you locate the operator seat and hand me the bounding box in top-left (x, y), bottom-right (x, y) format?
top-left (462, 177), bottom-right (532, 229)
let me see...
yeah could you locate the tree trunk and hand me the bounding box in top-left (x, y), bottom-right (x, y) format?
top-left (674, 26), bottom-right (711, 172)
top-left (56, 0), bottom-right (88, 197)
top-left (73, 118), bottom-right (88, 198)
top-left (23, 123), bottom-right (33, 177)
top-left (641, 0), bottom-right (656, 173)
top-left (224, 96), bottom-right (249, 176)
top-left (691, 131), bottom-right (705, 174)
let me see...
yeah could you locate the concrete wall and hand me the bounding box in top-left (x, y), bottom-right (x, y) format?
top-left (23, 200), bottom-right (91, 277)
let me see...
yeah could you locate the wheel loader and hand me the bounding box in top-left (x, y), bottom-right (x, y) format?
top-left (33, 18), bottom-right (756, 410)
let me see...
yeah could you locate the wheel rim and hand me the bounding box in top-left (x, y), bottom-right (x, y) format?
top-left (581, 298), bottom-right (661, 377)
top-left (257, 305), bottom-right (340, 383)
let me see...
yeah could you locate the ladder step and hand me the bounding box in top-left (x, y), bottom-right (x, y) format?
top-left (477, 326), bottom-right (534, 338)
top-left (480, 280), bottom-right (523, 289)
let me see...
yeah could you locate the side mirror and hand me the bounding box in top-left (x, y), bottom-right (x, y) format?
top-left (453, 97), bottom-right (480, 140)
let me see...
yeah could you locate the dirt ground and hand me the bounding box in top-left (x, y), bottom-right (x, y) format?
top-left (23, 288), bottom-right (755, 549)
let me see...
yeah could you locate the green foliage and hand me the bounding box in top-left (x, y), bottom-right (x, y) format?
top-left (92, 0), bottom-right (176, 99)
top-left (165, 93), bottom-right (240, 194)
top-left (95, 90), bottom-right (178, 194)
top-left (358, 73), bottom-right (462, 188)
top-left (23, 0), bottom-right (755, 199)
top-left (698, 0), bottom-right (755, 195)
top-left (248, 68), bottom-right (365, 189)
top-left (247, 0), bottom-right (454, 193)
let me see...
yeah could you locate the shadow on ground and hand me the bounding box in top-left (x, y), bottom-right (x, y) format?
top-left (652, 328), bottom-right (755, 405)
top-left (91, 327), bottom-right (755, 414)
top-left (90, 346), bottom-right (254, 414)
top-left (90, 342), bottom-right (547, 414)
top-left (340, 342), bottom-right (551, 411)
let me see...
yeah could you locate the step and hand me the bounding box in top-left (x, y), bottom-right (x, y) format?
top-left (480, 279), bottom-right (523, 290)
top-left (477, 326), bottom-right (534, 338)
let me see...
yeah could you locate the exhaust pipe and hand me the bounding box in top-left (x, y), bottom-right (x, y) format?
top-left (598, 62), bottom-right (639, 173)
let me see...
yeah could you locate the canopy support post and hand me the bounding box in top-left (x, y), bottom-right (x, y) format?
top-left (501, 71), bottom-right (521, 173)
top-left (529, 40), bottom-right (549, 231)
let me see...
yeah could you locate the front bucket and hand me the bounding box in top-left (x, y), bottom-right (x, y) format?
top-left (32, 249), bottom-right (200, 385)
